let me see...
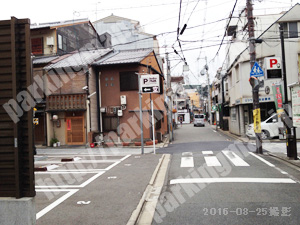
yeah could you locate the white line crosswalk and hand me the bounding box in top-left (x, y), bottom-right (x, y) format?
top-left (204, 156), bottom-right (222, 167)
top-left (180, 151), bottom-right (250, 168)
top-left (180, 152), bottom-right (194, 167)
top-left (222, 150), bottom-right (250, 167)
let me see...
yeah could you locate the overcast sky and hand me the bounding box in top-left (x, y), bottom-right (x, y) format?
top-left (1, 0), bottom-right (298, 84)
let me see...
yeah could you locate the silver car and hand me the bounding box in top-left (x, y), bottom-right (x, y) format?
top-left (194, 114), bottom-right (205, 127)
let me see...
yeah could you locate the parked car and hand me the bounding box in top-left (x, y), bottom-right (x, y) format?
top-left (194, 114), bottom-right (205, 127)
top-left (246, 114), bottom-right (279, 139)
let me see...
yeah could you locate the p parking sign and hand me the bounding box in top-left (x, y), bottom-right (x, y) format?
top-left (140, 74), bottom-right (160, 93)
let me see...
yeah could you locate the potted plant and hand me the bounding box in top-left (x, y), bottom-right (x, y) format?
top-left (50, 137), bottom-right (59, 147)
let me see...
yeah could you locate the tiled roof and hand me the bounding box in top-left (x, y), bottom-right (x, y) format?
top-left (33, 55), bottom-right (59, 65)
top-left (93, 48), bottom-right (153, 66)
top-left (44, 48), bottom-right (113, 70)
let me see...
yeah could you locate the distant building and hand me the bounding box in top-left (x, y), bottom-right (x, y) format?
top-left (93, 14), bottom-right (163, 69)
top-left (30, 19), bottom-right (112, 146)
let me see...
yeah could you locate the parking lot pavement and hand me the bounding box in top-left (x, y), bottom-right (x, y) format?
top-left (34, 152), bottom-right (162, 225)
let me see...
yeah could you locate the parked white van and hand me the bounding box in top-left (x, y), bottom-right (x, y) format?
top-left (193, 114), bottom-right (205, 127)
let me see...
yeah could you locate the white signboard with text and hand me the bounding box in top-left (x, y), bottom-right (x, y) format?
top-left (291, 85), bottom-right (300, 127)
top-left (265, 57), bottom-right (282, 79)
top-left (140, 74), bottom-right (160, 93)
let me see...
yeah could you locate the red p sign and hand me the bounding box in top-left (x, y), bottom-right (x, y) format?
top-left (270, 58), bottom-right (278, 68)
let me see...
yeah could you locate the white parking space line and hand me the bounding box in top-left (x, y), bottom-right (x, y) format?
top-left (36, 189), bottom-right (79, 219)
top-left (46, 169), bottom-right (107, 172)
top-left (35, 154), bottom-right (132, 220)
top-left (35, 155), bottom-right (131, 188)
top-left (35, 171), bottom-right (106, 188)
top-left (181, 152), bottom-right (194, 168)
top-left (249, 152), bottom-right (275, 167)
top-left (204, 156), bottom-right (222, 167)
top-left (170, 177), bottom-right (296, 185)
top-left (202, 151), bottom-right (213, 155)
top-left (35, 171), bottom-right (99, 174)
top-left (222, 150), bottom-right (250, 166)
top-left (35, 160), bottom-right (120, 164)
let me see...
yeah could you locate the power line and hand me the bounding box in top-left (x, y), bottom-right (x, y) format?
top-left (211, 0), bottom-right (239, 62)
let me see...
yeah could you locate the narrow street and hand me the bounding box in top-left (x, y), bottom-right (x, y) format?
top-left (154, 123), bottom-right (300, 225)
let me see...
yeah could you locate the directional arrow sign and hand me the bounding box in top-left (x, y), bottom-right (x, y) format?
top-left (250, 62), bottom-right (264, 77)
top-left (142, 87), bottom-right (153, 93)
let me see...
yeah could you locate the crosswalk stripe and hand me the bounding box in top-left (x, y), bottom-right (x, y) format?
top-left (202, 151), bottom-right (213, 155)
top-left (181, 152), bottom-right (194, 167)
top-left (204, 156), bottom-right (221, 166)
top-left (222, 150), bottom-right (250, 166)
top-left (170, 178), bottom-right (296, 185)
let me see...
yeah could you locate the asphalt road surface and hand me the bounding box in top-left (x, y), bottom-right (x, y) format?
top-left (34, 152), bottom-right (162, 225)
top-left (155, 123), bottom-right (300, 225)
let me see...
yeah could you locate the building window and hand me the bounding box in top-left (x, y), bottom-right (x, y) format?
top-left (58, 34), bottom-right (63, 49)
top-left (231, 107), bottom-right (237, 121)
top-left (120, 71), bottom-right (138, 91)
top-left (103, 116), bottom-right (118, 131)
top-left (58, 34), bottom-right (67, 51)
top-left (289, 22), bottom-right (298, 38)
top-left (283, 22), bottom-right (298, 38)
top-left (31, 38), bottom-right (43, 55)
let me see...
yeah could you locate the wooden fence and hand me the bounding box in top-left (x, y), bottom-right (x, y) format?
top-left (0, 17), bottom-right (35, 198)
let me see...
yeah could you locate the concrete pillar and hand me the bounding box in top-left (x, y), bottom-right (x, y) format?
top-left (0, 197), bottom-right (36, 225)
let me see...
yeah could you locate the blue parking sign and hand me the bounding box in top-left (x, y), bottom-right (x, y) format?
top-left (250, 62), bottom-right (264, 77)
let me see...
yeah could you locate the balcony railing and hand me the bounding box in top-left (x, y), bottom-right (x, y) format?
top-left (46, 94), bottom-right (87, 111)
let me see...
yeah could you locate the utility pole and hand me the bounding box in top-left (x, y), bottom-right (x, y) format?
top-left (166, 53), bottom-right (173, 141)
top-left (279, 24), bottom-right (297, 159)
top-left (205, 56), bottom-right (211, 125)
top-left (247, 0), bottom-right (262, 154)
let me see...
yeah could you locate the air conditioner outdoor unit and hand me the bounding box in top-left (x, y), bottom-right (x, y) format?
top-left (100, 107), bottom-right (106, 113)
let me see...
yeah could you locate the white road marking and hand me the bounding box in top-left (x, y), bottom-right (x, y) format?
top-left (222, 150), bottom-right (250, 166)
top-left (35, 154), bottom-right (132, 220)
top-left (35, 155), bottom-right (131, 188)
top-left (181, 152), bottom-right (194, 168)
top-left (77, 201), bottom-right (91, 205)
top-left (46, 165), bottom-right (60, 170)
top-left (35, 171), bottom-right (106, 188)
top-left (35, 171), bottom-right (99, 174)
top-left (105, 155), bottom-right (131, 170)
top-left (36, 189), bottom-right (79, 219)
top-left (108, 176), bottom-right (117, 179)
top-left (46, 169), bottom-right (107, 172)
top-left (35, 160), bottom-right (120, 164)
top-left (73, 157), bottom-right (82, 161)
top-left (202, 151), bottom-right (213, 155)
top-left (249, 152), bottom-right (275, 167)
top-left (204, 156), bottom-right (222, 167)
top-left (170, 177), bottom-right (296, 185)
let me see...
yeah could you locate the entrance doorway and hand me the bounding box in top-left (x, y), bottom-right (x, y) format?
top-left (66, 116), bottom-right (85, 145)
